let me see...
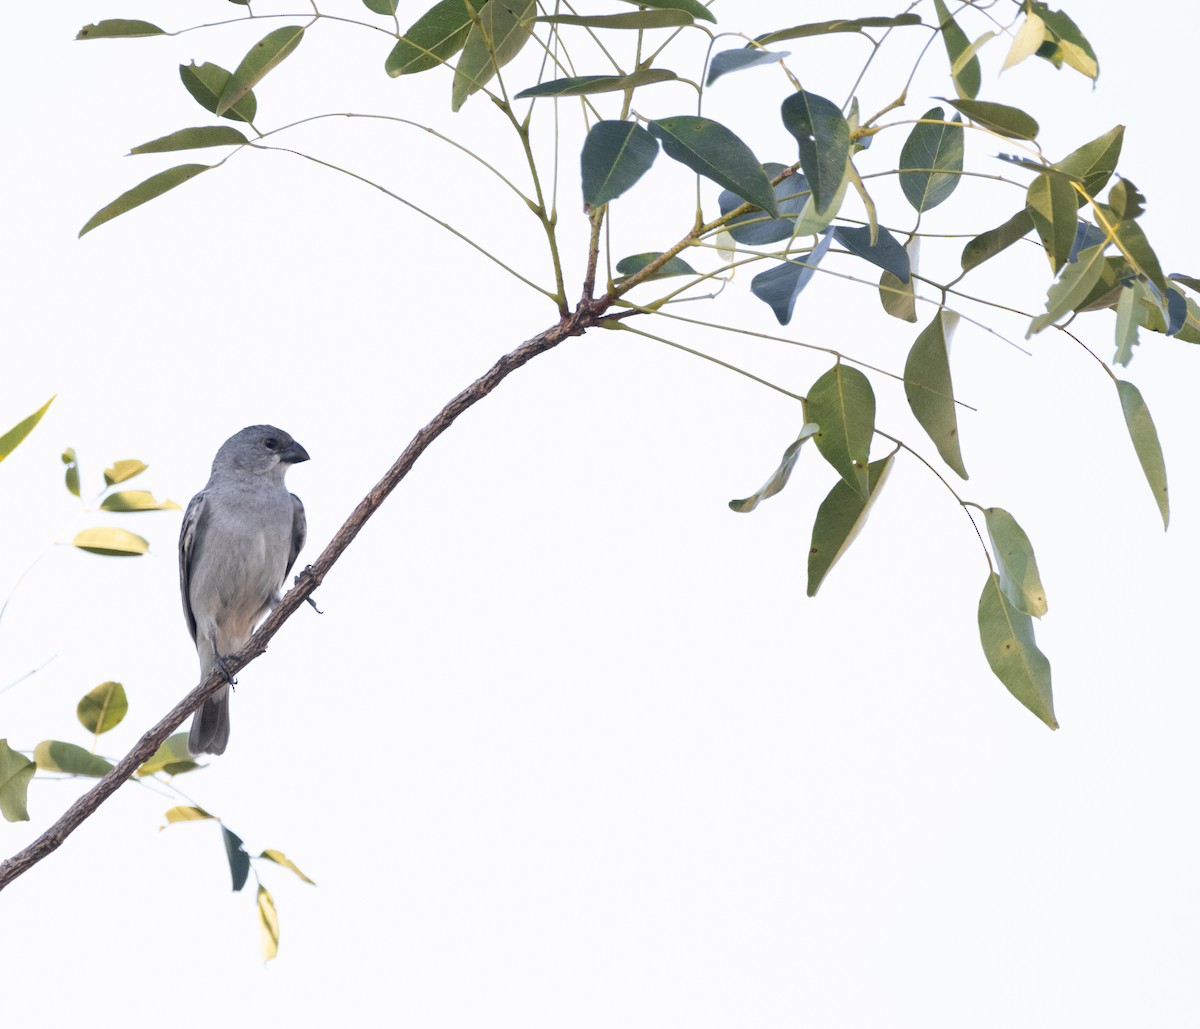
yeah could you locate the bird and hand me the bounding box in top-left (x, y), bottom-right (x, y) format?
top-left (178, 425), bottom-right (309, 755)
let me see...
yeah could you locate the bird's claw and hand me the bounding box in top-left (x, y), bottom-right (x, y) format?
top-left (214, 652), bottom-right (237, 689)
top-left (294, 565), bottom-right (324, 614)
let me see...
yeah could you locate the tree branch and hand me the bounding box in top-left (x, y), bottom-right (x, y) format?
top-left (0, 311), bottom-right (600, 891)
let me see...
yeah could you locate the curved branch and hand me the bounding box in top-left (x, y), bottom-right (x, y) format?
top-left (0, 311), bottom-right (601, 892)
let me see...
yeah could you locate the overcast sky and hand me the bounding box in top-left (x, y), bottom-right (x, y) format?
top-left (1, 2), bottom-right (1197, 1026)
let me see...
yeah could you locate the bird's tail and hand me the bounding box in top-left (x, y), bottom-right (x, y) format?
top-left (189, 684), bottom-right (231, 756)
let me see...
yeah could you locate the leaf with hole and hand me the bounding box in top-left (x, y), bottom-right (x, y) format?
top-left (984, 508), bottom-right (1047, 617)
top-left (706, 48), bottom-right (789, 86)
top-left (179, 62), bottom-right (257, 124)
top-left (80, 165), bottom-right (212, 237)
top-left (807, 455), bottom-right (893, 596)
top-left (978, 574), bottom-right (1056, 729)
top-left (77, 681), bottom-right (128, 735)
top-left (0, 396), bottom-right (54, 464)
top-left (649, 117), bottom-right (778, 217)
top-left (729, 424), bottom-right (819, 513)
top-left (749, 230), bottom-right (833, 325)
top-left (899, 108), bottom-right (963, 213)
top-left (0, 741), bottom-right (36, 822)
top-left (805, 363), bottom-right (875, 498)
top-left (580, 121), bottom-right (658, 207)
top-left (904, 310), bottom-right (967, 479)
top-left (780, 91), bottom-right (850, 215)
top-left (1116, 379), bottom-right (1168, 529)
top-left (387, 0), bottom-right (473, 77)
top-left (451, 1), bottom-right (537, 112)
top-left (34, 741), bottom-right (114, 778)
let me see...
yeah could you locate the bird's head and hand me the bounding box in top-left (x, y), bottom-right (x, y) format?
top-left (213, 424), bottom-right (310, 478)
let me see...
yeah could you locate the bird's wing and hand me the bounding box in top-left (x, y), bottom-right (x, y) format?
top-left (178, 490), bottom-right (209, 644)
top-left (286, 493), bottom-right (307, 580)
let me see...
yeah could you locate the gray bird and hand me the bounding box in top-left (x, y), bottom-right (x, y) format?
top-left (179, 425), bottom-right (309, 755)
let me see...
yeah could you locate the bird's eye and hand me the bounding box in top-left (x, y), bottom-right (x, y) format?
top-left (264, 438), bottom-right (279, 451)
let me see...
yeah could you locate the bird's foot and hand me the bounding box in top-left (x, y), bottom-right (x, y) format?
top-left (295, 565), bottom-right (324, 614)
top-left (214, 652), bottom-right (238, 688)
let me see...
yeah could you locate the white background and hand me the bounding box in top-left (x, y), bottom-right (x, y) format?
top-left (1, 2), bottom-right (1196, 1026)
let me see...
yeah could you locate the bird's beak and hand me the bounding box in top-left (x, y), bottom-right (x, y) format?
top-left (280, 441), bottom-right (310, 465)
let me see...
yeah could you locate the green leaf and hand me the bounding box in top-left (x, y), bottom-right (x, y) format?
top-left (833, 225), bottom-right (909, 282)
top-left (806, 364), bottom-right (875, 499)
top-left (960, 210), bottom-right (1032, 272)
top-left (72, 527), bottom-right (149, 557)
top-left (0, 396), bottom-right (55, 464)
top-left (179, 62), bottom-right (257, 124)
top-left (1169, 274), bottom-right (1200, 295)
top-left (880, 236), bottom-right (919, 322)
top-left (130, 126), bottom-right (247, 155)
top-left (1027, 242), bottom-right (1108, 335)
top-left (1114, 281), bottom-right (1143, 367)
top-left (613, 0), bottom-right (714, 23)
top-left (614, 253), bottom-right (697, 281)
top-left (103, 458), bottom-right (147, 485)
top-left (77, 681), bottom-right (128, 735)
top-left (537, 11), bottom-right (692, 29)
top-left (1054, 125), bottom-right (1123, 205)
top-left (63, 448), bottom-right (80, 497)
top-left (362, 0), bottom-right (398, 14)
top-left (898, 108), bottom-right (963, 213)
top-left (99, 490), bottom-right (181, 513)
top-left (451, 0), bottom-right (537, 112)
top-left (903, 310), bottom-right (967, 479)
top-left (387, 0), bottom-right (473, 76)
top-left (749, 230), bottom-right (834, 325)
top-left (137, 734), bottom-right (197, 776)
top-left (1107, 178), bottom-right (1145, 222)
top-left (729, 424), bottom-right (819, 513)
top-left (648, 117), bottom-right (779, 217)
top-left (1001, 10), bottom-right (1046, 71)
top-left (755, 15), bottom-right (923, 46)
top-left (983, 508), bottom-right (1047, 617)
top-left (76, 20), bottom-right (164, 40)
top-left (1116, 379), bottom-right (1169, 529)
top-left (940, 97), bottom-right (1039, 140)
top-left (580, 121), bottom-right (659, 208)
top-left (517, 69), bottom-right (676, 99)
top-left (224, 828), bottom-right (251, 892)
top-left (706, 48), bottom-right (789, 86)
top-left (259, 848), bottom-right (317, 885)
top-left (33, 741), bottom-right (114, 778)
top-left (0, 740), bottom-right (36, 822)
top-left (780, 91), bottom-right (850, 215)
top-left (977, 574), bottom-right (1057, 729)
top-left (807, 455), bottom-right (894, 596)
top-left (217, 26), bottom-right (304, 117)
top-left (1113, 218), bottom-right (1167, 296)
top-left (718, 165), bottom-right (810, 246)
top-left (932, 0), bottom-right (980, 99)
top-left (258, 885), bottom-right (280, 961)
top-left (79, 164), bottom-right (212, 237)
top-left (1033, 4), bottom-right (1099, 79)
top-left (165, 805), bottom-right (214, 823)
top-left (1026, 171), bottom-right (1077, 273)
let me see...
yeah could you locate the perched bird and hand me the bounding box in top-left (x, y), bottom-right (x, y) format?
top-left (179, 425), bottom-right (309, 755)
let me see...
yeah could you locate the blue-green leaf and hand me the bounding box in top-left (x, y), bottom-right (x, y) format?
top-left (780, 91), bottom-right (850, 215)
top-left (807, 455), bottom-right (894, 596)
top-left (903, 310), bottom-right (967, 479)
top-left (581, 121), bottom-right (659, 207)
top-left (706, 48), bottom-right (789, 86)
top-left (223, 827), bottom-right (251, 892)
top-left (649, 117), bottom-right (779, 217)
top-left (833, 225), bottom-right (909, 282)
top-left (749, 230), bottom-right (833, 325)
top-left (899, 108), bottom-right (963, 213)
top-left (805, 363), bottom-right (875, 498)
top-left (718, 164), bottom-right (808, 245)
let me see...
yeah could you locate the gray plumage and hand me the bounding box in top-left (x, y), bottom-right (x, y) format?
top-left (179, 425), bottom-right (309, 756)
